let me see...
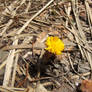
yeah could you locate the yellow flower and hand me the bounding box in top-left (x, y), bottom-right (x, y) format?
top-left (45, 36), bottom-right (64, 55)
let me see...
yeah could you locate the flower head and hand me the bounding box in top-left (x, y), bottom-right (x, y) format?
top-left (45, 36), bottom-right (64, 55)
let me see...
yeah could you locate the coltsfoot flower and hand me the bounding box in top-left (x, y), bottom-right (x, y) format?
top-left (45, 36), bottom-right (64, 55)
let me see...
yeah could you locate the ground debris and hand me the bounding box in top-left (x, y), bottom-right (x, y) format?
top-left (0, 0), bottom-right (92, 92)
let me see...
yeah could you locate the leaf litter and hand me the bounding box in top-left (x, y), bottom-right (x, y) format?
top-left (0, 0), bottom-right (92, 92)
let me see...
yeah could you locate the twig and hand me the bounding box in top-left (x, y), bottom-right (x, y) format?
top-left (11, 54), bottom-right (19, 87)
top-left (17, 63), bottom-right (28, 88)
top-left (17, 0), bottom-right (54, 34)
top-left (72, 0), bottom-right (92, 71)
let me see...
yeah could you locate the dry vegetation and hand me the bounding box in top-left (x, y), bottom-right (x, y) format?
top-left (0, 0), bottom-right (92, 92)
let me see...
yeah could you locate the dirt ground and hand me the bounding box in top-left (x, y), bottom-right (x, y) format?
top-left (0, 0), bottom-right (92, 92)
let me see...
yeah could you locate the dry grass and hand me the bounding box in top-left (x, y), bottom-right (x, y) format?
top-left (0, 0), bottom-right (92, 92)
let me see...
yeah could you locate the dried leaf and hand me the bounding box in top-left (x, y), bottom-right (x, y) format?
top-left (80, 80), bottom-right (92, 92)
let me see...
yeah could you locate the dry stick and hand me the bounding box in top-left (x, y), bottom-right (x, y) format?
top-left (85, 1), bottom-right (92, 72)
top-left (0, 1), bottom-right (17, 36)
top-left (3, 0), bottom-right (27, 87)
top-left (64, 25), bottom-right (92, 53)
top-left (17, 0), bottom-right (54, 34)
top-left (66, 1), bottom-right (89, 60)
top-left (25, 1), bottom-right (31, 13)
top-left (3, 0), bottom-right (28, 87)
top-left (0, 20), bottom-right (13, 36)
top-left (85, 0), bottom-right (92, 36)
top-left (2, 43), bottom-right (92, 53)
top-left (85, 0), bottom-right (92, 24)
top-left (10, 0), bottom-right (30, 87)
top-left (28, 73), bottom-right (68, 83)
top-left (62, 13), bottom-right (86, 59)
top-left (62, 22), bottom-right (91, 50)
top-left (64, 3), bottom-right (85, 79)
top-left (68, 53), bottom-right (78, 74)
top-left (0, 86), bottom-right (25, 92)
top-left (72, 0), bottom-right (92, 70)
top-left (1, 44), bottom-right (44, 50)
top-left (68, 53), bottom-right (86, 80)
top-left (3, 39), bottom-right (18, 86)
top-left (0, 0), bottom-right (23, 36)
top-left (0, 87), bottom-right (14, 92)
top-left (17, 64), bottom-right (28, 88)
top-left (71, 27), bottom-right (85, 58)
top-left (11, 54), bottom-right (19, 87)
top-left (11, 1), bottom-right (32, 86)
top-left (71, 0), bottom-right (85, 58)
top-left (64, 2), bottom-right (71, 26)
top-left (71, 72), bottom-right (90, 79)
top-left (63, 19), bottom-right (90, 48)
top-left (63, 76), bottom-right (75, 89)
top-left (3, 0), bottom-right (54, 87)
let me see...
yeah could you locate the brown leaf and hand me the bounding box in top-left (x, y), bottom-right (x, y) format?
top-left (80, 80), bottom-right (92, 92)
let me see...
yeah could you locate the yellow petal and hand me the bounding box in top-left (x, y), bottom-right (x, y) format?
top-left (45, 36), bottom-right (64, 55)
